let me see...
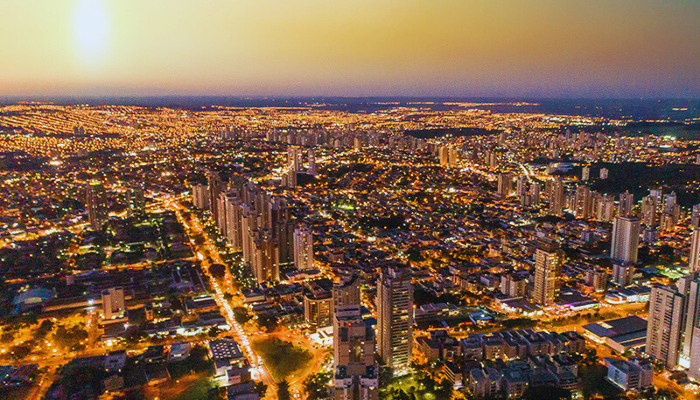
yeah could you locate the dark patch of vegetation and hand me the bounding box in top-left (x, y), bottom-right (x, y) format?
top-left (404, 127), bottom-right (500, 139)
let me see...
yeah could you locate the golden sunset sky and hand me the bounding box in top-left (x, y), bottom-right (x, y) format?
top-left (1, 0), bottom-right (699, 97)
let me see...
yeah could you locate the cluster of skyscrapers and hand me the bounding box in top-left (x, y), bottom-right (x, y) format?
top-left (85, 182), bottom-right (145, 231)
top-left (191, 171), bottom-right (312, 283)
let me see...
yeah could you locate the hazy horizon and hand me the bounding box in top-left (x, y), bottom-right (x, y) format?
top-left (1, 0), bottom-right (699, 98)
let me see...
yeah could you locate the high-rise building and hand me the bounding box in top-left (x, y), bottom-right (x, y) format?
top-left (585, 268), bottom-right (607, 293)
top-left (293, 227), bottom-right (314, 270)
top-left (86, 182), bottom-right (108, 231)
top-left (676, 273), bottom-right (700, 365)
top-left (529, 182), bottom-right (541, 206)
top-left (102, 287), bottom-right (125, 320)
top-left (439, 146), bottom-right (450, 166)
top-left (532, 240), bottom-right (564, 306)
top-left (610, 216), bottom-right (641, 263)
top-left (333, 275), bottom-right (361, 310)
top-left (612, 262), bottom-right (634, 287)
top-left (691, 204), bottom-right (700, 229)
top-left (206, 171), bottom-right (223, 223)
top-left (581, 166), bottom-right (590, 181)
top-left (308, 148), bottom-right (317, 176)
top-left (240, 202), bottom-right (258, 273)
top-left (516, 176), bottom-right (528, 204)
top-left (304, 281), bottom-right (333, 330)
top-left (224, 192), bottom-right (244, 251)
top-left (599, 168), bottom-right (609, 180)
top-left (688, 327), bottom-right (700, 381)
top-left (641, 195), bottom-right (657, 227)
top-left (377, 266), bottom-right (413, 374)
top-left (225, 181), bottom-right (296, 283)
top-left (126, 186), bottom-right (146, 218)
top-left (690, 230), bottom-right (700, 273)
top-left (497, 173), bottom-right (512, 197)
top-left (216, 192), bottom-right (228, 236)
top-left (594, 194), bottom-right (615, 223)
top-left (288, 146), bottom-right (303, 172)
top-left (333, 276), bottom-right (378, 400)
top-left (191, 183), bottom-right (209, 209)
top-left (448, 147), bottom-right (459, 165)
top-left (252, 229), bottom-right (279, 283)
top-left (663, 192), bottom-right (678, 214)
top-left (550, 178), bottom-right (565, 217)
top-left (646, 284), bottom-right (685, 367)
top-left (618, 191), bottom-right (634, 217)
top-left (642, 227), bottom-right (659, 244)
top-left (575, 185), bottom-right (591, 219)
top-left (500, 274), bottom-right (526, 297)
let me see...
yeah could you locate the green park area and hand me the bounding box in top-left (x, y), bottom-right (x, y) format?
top-left (251, 337), bottom-right (314, 382)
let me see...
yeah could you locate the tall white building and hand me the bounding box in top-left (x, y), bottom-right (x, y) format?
top-left (333, 275), bottom-right (378, 400)
top-left (497, 173), bottom-right (512, 197)
top-left (529, 182), bottom-right (541, 206)
top-left (288, 146), bottom-right (303, 172)
top-left (646, 284), bottom-right (685, 367)
top-left (224, 192), bottom-right (244, 251)
top-left (676, 273), bottom-right (700, 365)
top-left (688, 328), bottom-right (700, 382)
top-left (641, 195), bottom-right (657, 227)
top-left (690, 230), bottom-right (700, 273)
top-left (550, 178), bottom-right (565, 217)
top-left (102, 287), bottom-right (125, 320)
top-left (618, 191), bottom-right (634, 217)
top-left (610, 216), bottom-right (641, 263)
top-left (377, 266), bottom-right (413, 374)
top-left (612, 262), bottom-right (634, 287)
top-left (581, 166), bottom-right (590, 181)
top-left (191, 183), bottom-right (209, 209)
top-left (532, 240), bottom-right (564, 306)
top-left (308, 149), bottom-right (317, 176)
top-left (86, 182), bottom-right (108, 231)
top-left (293, 227), bottom-right (314, 270)
top-left (575, 185), bottom-right (591, 219)
top-left (663, 192), bottom-right (677, 214)
top-left (691, 204), bottom-right (700, 228)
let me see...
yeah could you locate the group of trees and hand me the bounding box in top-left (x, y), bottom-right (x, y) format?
top-left (303, 371), bottom-right (332, 400)
top-left (54, 323), bottom-right (89, 351)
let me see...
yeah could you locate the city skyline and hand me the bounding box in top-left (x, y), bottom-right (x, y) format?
top-left (1, 0), bottom-right (700, 98)
top-left (3, 2), bottom-right (700, 399)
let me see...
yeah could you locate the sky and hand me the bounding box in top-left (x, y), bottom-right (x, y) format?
top-left (1, 0), bottom-right (699, 98)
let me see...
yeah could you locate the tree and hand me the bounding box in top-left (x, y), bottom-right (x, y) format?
top-left (257, 314), bottom-right (278, 332)
top-left (36, 319), bottom-right (54, 338)
top-left (11, 343), bottom-right (32, 361)
top-left (1, 331), bottom-right (14, 343)
top-left (277, 380), bottom-right (291, 400)
top-left (54, 324), bottom-right (89, 350)
top-left (233, 307), bottom-right (252, 325)
top-left (304, 371), bottom-right (332, 400)
top-left (208, 327), bottom-right (221, 338)
top-left (209, 264), bottom-right (226, 279)
top-left (253, 381), bottom-right (268, 398)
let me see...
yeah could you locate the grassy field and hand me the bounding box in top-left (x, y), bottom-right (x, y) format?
top-left (251, 337), bottom-right (314, 382)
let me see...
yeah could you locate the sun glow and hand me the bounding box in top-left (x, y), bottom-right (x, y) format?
top-left (73, 0), bottom-right (108, 64)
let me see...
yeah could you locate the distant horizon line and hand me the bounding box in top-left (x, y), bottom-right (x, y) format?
top-left (2, 95), bottom-right (700, 102)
